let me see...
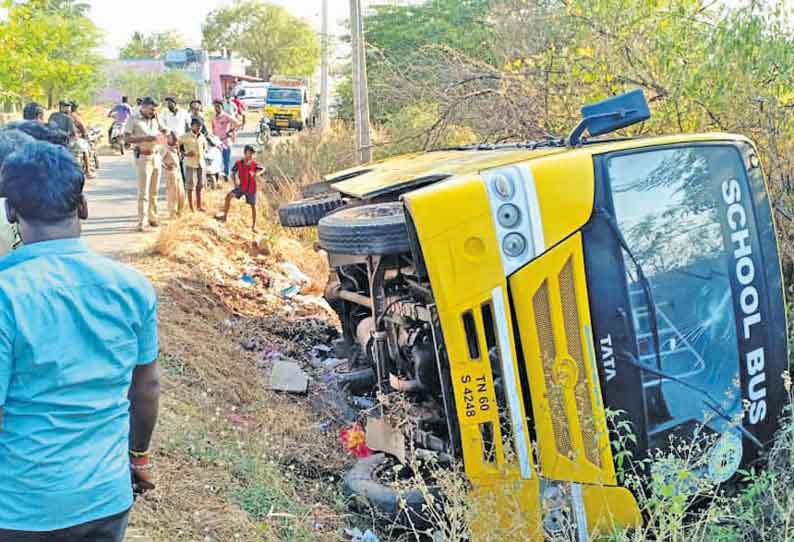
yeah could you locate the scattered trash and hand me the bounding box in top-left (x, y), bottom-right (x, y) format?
top-left (344, 528), bottom-right (380, 542)
top-left (256, 349), bottom-right (281, 368)
top-left (366, 417), bottom-right (407, 463)
top-left (340, 423), bottom-right (371, 458)
top-left (312, 343), bottom-right (332, 358)
top-left (239, 274), bottom-right (256, 287)
top-left (281, 262), bottom-right (311, 286)
top-left (350, 396), bottom-right (375, 410)
top-left (318, 420), bottom-right (332, 433)
top-left (280, 284), bottom-right (301, 298)
top-left (240, 337), bottom-right (258, 351)
top-left (265, 360), bottom-right (309, 393)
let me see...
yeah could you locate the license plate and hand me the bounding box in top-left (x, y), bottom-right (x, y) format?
top-left (276, 121), bottom-right (289, 127)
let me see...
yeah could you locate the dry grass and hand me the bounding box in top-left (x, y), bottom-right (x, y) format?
top-left (119, 191), bottom-right (353, 541)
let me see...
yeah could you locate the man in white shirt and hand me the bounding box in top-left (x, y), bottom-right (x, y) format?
top-left (160, 97), bottom-right (191, 138)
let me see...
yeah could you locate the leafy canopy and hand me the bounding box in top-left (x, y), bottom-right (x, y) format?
top-left (0, 0), bottom-right (103, 107)
top-left (365, 0), bottom-right (494, 64)
top-left (120, 31), bottom-right (187, 60)
top-left (202, 0), bottom-right (320, 80)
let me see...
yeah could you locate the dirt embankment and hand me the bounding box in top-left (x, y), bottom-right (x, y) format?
top-left (124, 195), bottom-right (356, 542)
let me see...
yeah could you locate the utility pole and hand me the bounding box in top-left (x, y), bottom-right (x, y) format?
top-left (319, 0), bottom-right (330, 131)
top-left (350, 0), bottom-right (372, 163)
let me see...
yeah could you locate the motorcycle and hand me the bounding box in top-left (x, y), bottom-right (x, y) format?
top-left (256, 116), bottom-right (271, 145)
top-left (109, 122), bottom-right (126, 155)
top-left (71, 128), bottom-right (101, 178)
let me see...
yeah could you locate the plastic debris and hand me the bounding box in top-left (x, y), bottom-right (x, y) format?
top-left (340, 423), bottom-right (371, 458)
top-left (239, 274), bottom-right (256, 287)
top-left (344, 528), bottom-right (380, 542)
top-left (280, 284), bottom-right (301, 298)
top-left (281, 262), bottom-right (311, 286)
top-left (350, 396), bottom-right (375, 409)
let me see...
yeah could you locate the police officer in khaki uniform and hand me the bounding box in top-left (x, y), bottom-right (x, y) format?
top-left (124, 97), bottom-right (166, 231)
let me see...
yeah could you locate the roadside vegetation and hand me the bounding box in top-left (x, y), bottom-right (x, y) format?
top-left (249, 1), bottom-right (794, 540)
top-left (124, 192), bottom-right (355, 541)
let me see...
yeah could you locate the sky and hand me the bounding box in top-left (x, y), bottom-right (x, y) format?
top-left (87, 0), bottom-right (354, 58)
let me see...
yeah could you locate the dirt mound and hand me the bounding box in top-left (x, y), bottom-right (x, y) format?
top-left (154, 203), bottom-right (333, 321)
top-left (126, 196), bottom-right (356, 541)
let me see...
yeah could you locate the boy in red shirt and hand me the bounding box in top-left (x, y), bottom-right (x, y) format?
top-left (217, 145), bottom-right (262, 231)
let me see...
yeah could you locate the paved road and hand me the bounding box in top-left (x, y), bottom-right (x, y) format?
top-left (84, 124), bottom-right (258, 256)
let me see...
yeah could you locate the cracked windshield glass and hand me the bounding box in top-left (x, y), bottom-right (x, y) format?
top-left (607, 146), bottom-right (745, 449)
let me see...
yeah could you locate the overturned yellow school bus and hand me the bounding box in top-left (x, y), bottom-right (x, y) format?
top-left (279, 90), bottom-right (788, 538)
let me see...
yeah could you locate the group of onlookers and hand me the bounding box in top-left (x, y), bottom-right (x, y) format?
top-left (21, 99), bottom-right (97, 178)
top-left (117, 95), bottom-right (260, 232)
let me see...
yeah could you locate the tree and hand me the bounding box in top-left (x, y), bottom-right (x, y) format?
top-left (119, 31), bottom-right (187, 60)
top-left (112, 71), bottom-right (198, 105)
top-left (18, 0), bottom-right (90, 16)
top-left (0, 0), bottom-right (103, 108)
top-left (336, 0), bottom-right (494, 122)
top-left (365, 0), bottom-right (494, 65)
top-left (202, 0), bottom-right (320, 80)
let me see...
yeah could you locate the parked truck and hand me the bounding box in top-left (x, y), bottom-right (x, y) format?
top-left (263, 77), bottom-right (314, 134)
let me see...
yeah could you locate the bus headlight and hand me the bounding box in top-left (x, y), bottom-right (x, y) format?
top-left (503, 232), bottom-right (527, 257)
top-left (483, 163), bottom-right (545, 275)
top-left (493, 173), bottom-right (515, 200)
top-left (497, 203), bottom-right (522, 228)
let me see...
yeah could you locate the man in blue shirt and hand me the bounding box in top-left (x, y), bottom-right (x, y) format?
top-left (0, 141), bottom-right (160, 542)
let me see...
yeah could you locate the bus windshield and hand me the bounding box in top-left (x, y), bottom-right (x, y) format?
top-left (267, 88), bottom-right (302, 105)
top-left (605, 146), bottom-right (748, 450)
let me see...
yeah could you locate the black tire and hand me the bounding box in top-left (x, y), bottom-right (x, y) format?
top-left (278, 192), bottom-right (345, 228)
top-left (318, 202), bottom-right (410, 255)
top-left (344, 453), bottom-right (434, 530)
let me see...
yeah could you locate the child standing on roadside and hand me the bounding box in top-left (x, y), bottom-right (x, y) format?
top-left (161, 132), bottom-right (186, 218)
top-left (216, 145), bottom-right (262, 232)
top-left (179, 118), bottom-right (208, 212)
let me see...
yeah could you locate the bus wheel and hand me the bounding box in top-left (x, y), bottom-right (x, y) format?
top-left (318, 202), bottom-right (410, 255)
top-left (278, 192), bottom-right (345, 228)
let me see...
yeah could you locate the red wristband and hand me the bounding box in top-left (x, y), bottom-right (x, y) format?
top-left (130, 455), bottom-right (150, 468)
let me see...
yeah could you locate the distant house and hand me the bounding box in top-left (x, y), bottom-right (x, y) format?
top-left (96, 53), bottom-right (246, 104)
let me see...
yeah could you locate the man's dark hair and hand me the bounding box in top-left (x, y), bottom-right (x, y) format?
top-left (213, 99), bottom-right (223, 106)
top-left (0, 129), bottom-right (34, 167)
top-left (140, 96), bottom-right (158, 107)
top-left (190, 118), bottom-right (202, 127)
top-left (136, 98), bottom-right (143, 105)
top-left (190, 99), bottom-right (202, 107)
top-left (122, 96), bottom-right (128, 103)
top-left (59, 100), bottom-right (70, 107)
top-left (5, 121), bottom-right (70, 147)
top-left (165, 96), bottom-right (176, 103)
top-left (70, 101), bottom-right (80, 111)
top-left (1, 141), bottom-right (84, 221)
top-left (22, 102), bottom-right (44, 121)
top-left (244, 145), bottom-right (255, 154)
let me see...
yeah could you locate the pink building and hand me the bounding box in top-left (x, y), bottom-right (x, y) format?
top-left (97, 56), bottom-right (246, 104)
